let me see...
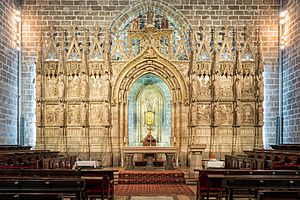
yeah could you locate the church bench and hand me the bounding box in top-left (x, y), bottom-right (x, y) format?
top-left (223, 176), bottom-right (300, 200)
top-left (0, 145), bottom-right (31, 152)
top-left (0, 168), bottom-right (82, 178)
top-left (257, 190), bottom-right (300, 200)
top-left (0, 179), bottom-right (86, 200)
top-left (0, 168), bottom-right (117, 199)
top-left (0, 193), bottom-right (63, 200)
top-left (225, 155), bottom-right (257, 169)
top-left (244, 149), bottom-right (300, 169)
top-left (195, 170), bottom-right (300, 200)
top-left (195, 169), bottom-right (300, 176)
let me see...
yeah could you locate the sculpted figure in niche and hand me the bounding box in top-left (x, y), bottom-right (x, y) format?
top-left (235, 75), bottom-right (241, 99)
top-left (257, 73), bottom-right (264, 98)
top-left (161, 15), bottom-right (169, 29)
top-left (80, 75), bottom-right (87, 98)
top-left (147, 3), bottom-right (154, 26)
top-left (243, 105), bottom-right (253, 123)
top-left (36, 103), bottom-right (41, 126)
top-left (132, 18), bottom-right (139, 31)
top-left (57, 75), bottom-right (64, 98)
top-left (90, 75), bottom-right (102, 97)
top-left (191, 74), bottom-right (199, 101)
top-left (200, 76), bottom-right (210, 96)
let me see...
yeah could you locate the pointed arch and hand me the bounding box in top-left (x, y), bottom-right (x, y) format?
top-left (109, 0), bottom-right (192, 31)
top-left (112, 46), bottom-right (189, 105)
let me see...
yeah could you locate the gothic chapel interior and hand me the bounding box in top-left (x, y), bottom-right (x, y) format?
top-left (1, 0), bottom-right (300, 168)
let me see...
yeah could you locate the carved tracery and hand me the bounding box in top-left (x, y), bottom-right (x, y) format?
top-left (35, 2), bottom-right (264, 164)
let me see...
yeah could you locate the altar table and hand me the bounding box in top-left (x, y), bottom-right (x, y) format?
top-left (121, 146), bottom-right (178, 169)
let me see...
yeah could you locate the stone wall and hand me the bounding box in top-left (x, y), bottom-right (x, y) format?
top-left (282, 0), bottom-right (300, 143)
top-left (0, 0), bottom-right (20, 144)
top-left (21, 0), bottom-right (279, 148)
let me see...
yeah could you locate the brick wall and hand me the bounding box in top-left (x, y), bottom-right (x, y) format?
top-left (282, 0), bottom-right (300, 143)
top-left (20, 0), bottom-right (279, 147)
top-left (0, 0), bottom-right (20, 144)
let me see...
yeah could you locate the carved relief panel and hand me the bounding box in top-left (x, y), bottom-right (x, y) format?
top-left (215, 102), bottom-right (233, 125)
top-left (45, 103), bottom-right (64, 126)
top-left (67, 104), bottom-right (81, 126)
top-left (89, 103), bottom-right (109, 126)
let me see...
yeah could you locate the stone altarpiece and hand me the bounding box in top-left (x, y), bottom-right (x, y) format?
top-left (35, 3), bottom-right (264, 166)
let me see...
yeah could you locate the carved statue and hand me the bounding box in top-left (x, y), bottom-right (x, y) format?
top-left (68, 75), bottom-right (80, 97)
top-left (257, 73), bottom-right (264, 98)
top-left (147, 3), bottom-right (154, 26)
top-left (36, 103), bottom-right (41, 125)
top-left (161, 15), bottom-right (169, 29)
top-left (132, 18), bottom-right (139, 31)
top-left (258, 103), bottom-right (264, 125)
top-left (200, 76), bottom-right (210, 96)
top-left (46, 76), bottom-right (55, 97)
top-left (57, 75), bottom-right (64, 97)
top-left (191, 74), bottom-right (199, 101)
top-left (235, 103), bottom-right (242, 125)
top-left (80, 75), bottom-right (87, 98)
top-left (90, 75), bottom-right (102, 97)
top-left (235, 75), bottom-right (241, 99)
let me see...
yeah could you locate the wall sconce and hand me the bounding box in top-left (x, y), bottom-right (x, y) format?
top-left (280, 10), bottom-right (287, 49)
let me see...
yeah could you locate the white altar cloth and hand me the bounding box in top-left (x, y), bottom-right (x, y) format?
top-left (73, 161), bottom-right (99, 169)
top-left (206, 160), bottom-right (225, 168)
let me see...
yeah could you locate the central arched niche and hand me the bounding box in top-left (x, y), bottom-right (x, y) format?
top-left (128, 73), bottom-right (171, 147)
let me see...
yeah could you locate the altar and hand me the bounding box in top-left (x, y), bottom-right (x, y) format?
top-left (121, 146), bottom-right (178, 169)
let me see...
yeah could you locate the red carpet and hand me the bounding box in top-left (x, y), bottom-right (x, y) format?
top-left (118, 169), bottom-right (185, 184)
top-left (115, 184), bottom-right (195, 196)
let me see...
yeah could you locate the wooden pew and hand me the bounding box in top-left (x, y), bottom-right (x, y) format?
top-left (0, 193), bottom-right (63, 200)
top-left (195, 169), bottom-right (300, 200)
top-left (244, 149), bottom-right (300, 170)
top-left (225, 155), bottom-right (257, 169)
top-left (257, 190), bottom-right (300, 200)
top-left (0, 168), bottom-right (117, 200)
top-left (0, 179), bottom-right (86, 200)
